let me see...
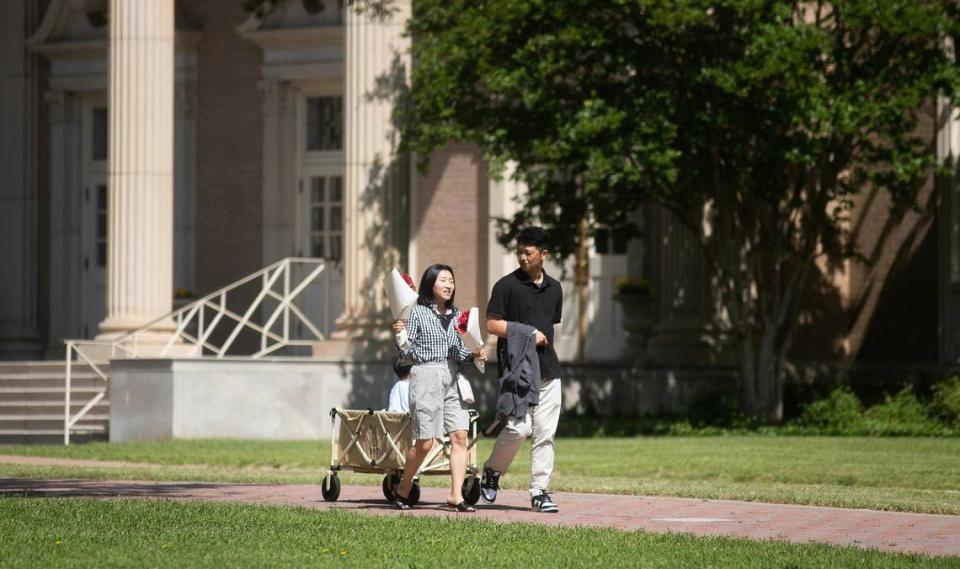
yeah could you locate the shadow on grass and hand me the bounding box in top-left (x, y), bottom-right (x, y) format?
top-left (0, 479), bottom-right (533, 514)
top-left (0, 478), bottom-right (239, 499)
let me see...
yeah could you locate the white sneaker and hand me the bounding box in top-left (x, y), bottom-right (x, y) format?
top-left (480, 467), bottom-right (501, 504)
top-left (531, 490), bottom-right (559, 513)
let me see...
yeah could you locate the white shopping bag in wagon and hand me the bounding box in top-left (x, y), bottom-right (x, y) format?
top-left (383, 269), bottom-right (418, 320)
top-left (456, 307), bottom-right (485, 373)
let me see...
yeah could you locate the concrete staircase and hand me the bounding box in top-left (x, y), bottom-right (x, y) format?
top-left (0, 362), bottom-right (110, 444)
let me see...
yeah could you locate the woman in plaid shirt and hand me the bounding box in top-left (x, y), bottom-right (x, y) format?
top-left (392, 263), bottom-right (486, 512)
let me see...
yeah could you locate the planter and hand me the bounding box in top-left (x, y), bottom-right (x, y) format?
top-left (173, 296), bottom-right (196, 311)
top-left (615, 294), bottom-right (656, 358)
top-left (302, 0), bottom-right (324, 14)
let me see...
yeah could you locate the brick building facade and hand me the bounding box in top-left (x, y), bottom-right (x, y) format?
top-left (0, 0), bottom-right (956, 378)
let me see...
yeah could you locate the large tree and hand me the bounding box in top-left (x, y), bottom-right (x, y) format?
top-left (404, 0), bottom-right (960, 420)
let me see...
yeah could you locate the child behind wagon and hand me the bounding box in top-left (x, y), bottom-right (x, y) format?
top-left (386, 356), bottom-right (412, 413)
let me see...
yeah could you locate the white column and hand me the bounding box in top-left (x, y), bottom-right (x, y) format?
top-left (337, 1), bottom-right (411, 334)
top-left (98, 0), bottom-right (175, 337)
top-left (259, 78), bottom-right (296, 265)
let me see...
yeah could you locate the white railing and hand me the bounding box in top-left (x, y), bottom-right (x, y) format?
top-left (64, 257), bottom-right (328, 444)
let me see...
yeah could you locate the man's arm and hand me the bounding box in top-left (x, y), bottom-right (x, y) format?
top-left (487, 316), bottom-right (508, 339)
top-left (487, 316), bottom-right (547, 345)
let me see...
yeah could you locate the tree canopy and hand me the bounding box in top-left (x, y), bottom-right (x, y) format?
top-left (404, 0), bottom-right (960, 419)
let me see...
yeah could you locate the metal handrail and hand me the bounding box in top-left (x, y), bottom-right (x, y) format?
top-left (63, 257), bottom-right (329, 444)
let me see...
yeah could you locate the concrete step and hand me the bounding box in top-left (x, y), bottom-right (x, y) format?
top-left (0, 361), bottom-right (109, 375)
top-left (0, 433), bottom-right (106, 444)
top-left (0, 406), bottom-right (108, 419)
top-left (0, 414), bottom-right (109, 422)
top-left (0, 377), bottom-right (106, 389)
top-left (0, 362), bottom-right (114, 443)
top-left (0, 391), bottom-right (107, 403)
top-left (0, 386), bottom-right (106, 395)
top-left (0, 361), bottom-right (69, 373)
top-left (0, 400), bottom-right (109, 409)
top-left (0, 424), bottom-right (106, 436)
top-left (0, 410), bottom-right (110, 426)
top-left (0, 420), bottom-right (108, 432)
top-left (0, 372), bottom-right (104, 380)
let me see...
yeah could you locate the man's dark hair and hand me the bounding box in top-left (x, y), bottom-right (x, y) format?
top-left (417, 263), bottom-right (457, 308)
top-left (516, 226), bottom-right (548, 250)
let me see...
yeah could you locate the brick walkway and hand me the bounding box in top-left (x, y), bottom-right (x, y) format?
top-left (2, 477), bottom-right (958, 558)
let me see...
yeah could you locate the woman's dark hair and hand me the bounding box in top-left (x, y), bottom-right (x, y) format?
top-left (516, 226), bottom-right (548, 250)
top-left (417, 263), bottom-right (457, 308)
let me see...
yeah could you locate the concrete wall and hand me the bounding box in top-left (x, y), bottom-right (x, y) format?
top-left (109, 357), bottom-right (736, 441)
top-left (466, 364), bottom-right (737, 417)
top-left (109, 358), bottom-right (397, 441)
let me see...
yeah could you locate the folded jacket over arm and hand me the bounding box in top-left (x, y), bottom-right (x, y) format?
top-left (496, 321), bottom-right (541, 419)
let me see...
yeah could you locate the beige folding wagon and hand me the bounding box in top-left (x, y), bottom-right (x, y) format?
top-left (320, 408), bottom-right (482, 506)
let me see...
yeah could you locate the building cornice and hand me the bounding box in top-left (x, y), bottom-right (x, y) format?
top-left (239, 23), bottom-right (343, 50)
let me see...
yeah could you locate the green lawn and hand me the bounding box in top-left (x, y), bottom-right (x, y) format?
top-left (2, 437), bottom-right (959, 514)
top-left (1, 498), bottom-right (955, 569)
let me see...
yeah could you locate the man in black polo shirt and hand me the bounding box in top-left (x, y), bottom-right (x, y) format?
top-left (480, 226), bottom-right (563, 513)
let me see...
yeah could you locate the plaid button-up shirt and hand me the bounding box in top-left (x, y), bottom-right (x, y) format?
top-left (401, 303), bottom-right (473, 365)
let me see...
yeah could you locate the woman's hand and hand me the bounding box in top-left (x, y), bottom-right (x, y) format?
top-left (393, 319), bottom-right (406, 333)
top-left (473, 348), bottom-right (487, 362)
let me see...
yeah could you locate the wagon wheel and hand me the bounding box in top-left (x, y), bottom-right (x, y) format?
top-left (321, 473), bottom-right (341, 502)
top-left (462, 476), bottom-right (481, 506)
top-left (382, 473), bottom-right (401, 501)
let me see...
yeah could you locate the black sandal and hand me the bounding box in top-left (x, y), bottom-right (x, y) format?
top-left (448, 501), bottom-right (475, 513)
top-left (392, 489), bottom-right (411, 510)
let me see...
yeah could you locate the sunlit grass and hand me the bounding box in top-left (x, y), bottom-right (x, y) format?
top-left (3, 436), bottom-right (959, 513)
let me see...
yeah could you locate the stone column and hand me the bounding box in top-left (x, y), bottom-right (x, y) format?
top-left (259, 78), bottom-right (296, 265)
top-left (0, 0), bottom-right (43, 359)
top-left (47, 88), bottom-right (83, 353)
top-left (335, 2), bottom-right (410, 337)
top-left (646, 206), bottom-right (722, 366)
top-left (97, 0), bottom-right (175, 338)
top-left (938, 96), bottom-right (960, 361)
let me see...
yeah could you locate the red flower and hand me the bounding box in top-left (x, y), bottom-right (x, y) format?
top-left (457, 311), bottom-right (469, 334)
top-left (401, 272), bottom-right (416, 291)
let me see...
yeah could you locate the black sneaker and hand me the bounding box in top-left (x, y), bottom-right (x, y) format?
top-left (479, 467), bottom-right (501, 503)
top-left (531, 491), bottom-right (559, 513)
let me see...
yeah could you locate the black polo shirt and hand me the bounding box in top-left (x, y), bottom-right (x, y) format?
top-left (486, 268), bottom-right (563, 380)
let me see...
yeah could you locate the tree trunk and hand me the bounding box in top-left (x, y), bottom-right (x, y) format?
top-left (575, 216), bottom-right (589, 362)
top-left (738, 306), bottom-right (794, 423)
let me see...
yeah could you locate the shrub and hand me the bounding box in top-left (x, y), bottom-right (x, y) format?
top-left (797, 386), bottom-right (865, 434)
top-left (930, 377), bottom-right (960, 428)
top-left (685, 389), bottom-right (754, 429)
top-left (863, 386), bottom-right (945, 436)
top-left (612, 276), bottom-right (652, 297)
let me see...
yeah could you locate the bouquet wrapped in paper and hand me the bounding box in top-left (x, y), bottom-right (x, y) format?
top-left (384, 269), bottom-right (418, 321)
top-left (456, 307), bottom-right (485, 373)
